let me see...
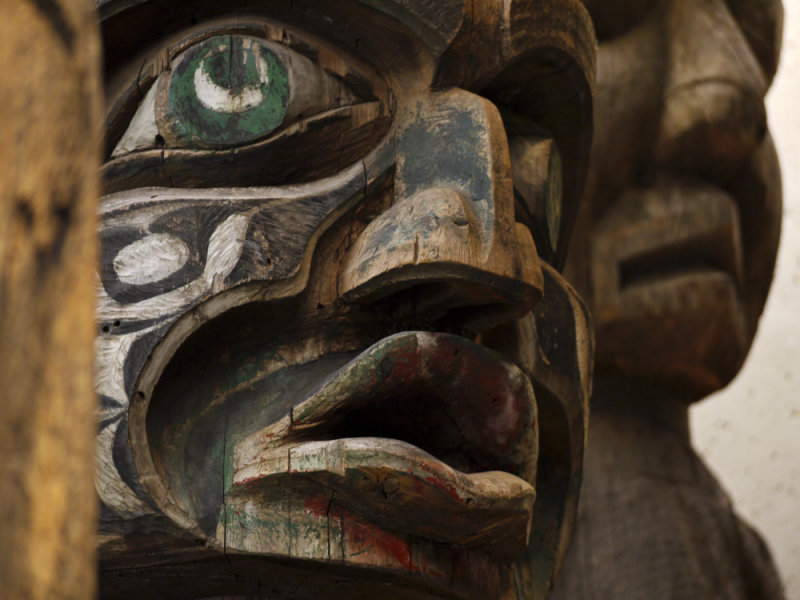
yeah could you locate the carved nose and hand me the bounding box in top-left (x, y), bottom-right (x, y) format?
top-left (340, 89), bottom-right (543, 328)
top-left (654, 0), bottom-right (768, 180)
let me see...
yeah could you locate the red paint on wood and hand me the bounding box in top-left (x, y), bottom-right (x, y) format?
top-left (344, 514), bottom-right (414, 571)
top-left (415, 460), bottom-right (462, 502)
top-left (388, 348), bottom-right (420, 383)
top-left (303, 495), bottom-right (331, 516)
top-left (330, 505), bottom-right (448, 579)
top-left (424, 475), bottom-right (461, 501)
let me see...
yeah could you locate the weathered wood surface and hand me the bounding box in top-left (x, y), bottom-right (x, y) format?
top-left (566, 0), bottom-right (782, 395)
top-left (551, 391), bottom-right (785, 599)
top-left (0, 0), bottom-right (101, 599)
top-left (555, 0), bottom-right (785, 597)
top-left (93, 1), bottom-right (595, 598)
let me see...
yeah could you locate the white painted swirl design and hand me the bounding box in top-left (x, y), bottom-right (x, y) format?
top-left (95, 209), bottom-right (256, 517)
top-left (113, 233), bottom-right (190, 285)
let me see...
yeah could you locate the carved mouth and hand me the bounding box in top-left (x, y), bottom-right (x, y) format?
top-left (226, 331), bottom-right (538, 560)
top-left (593, 177), bottom-right (744, 302)
top-left (616, 206), bottom-right (742, 292)
top-left (113, 264), bottom-right (589, 600)
top-left (589, 176), bottom-right (748, 391)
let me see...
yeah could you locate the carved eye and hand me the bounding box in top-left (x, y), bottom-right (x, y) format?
top-left (112, 34), bottom-right (358, 157)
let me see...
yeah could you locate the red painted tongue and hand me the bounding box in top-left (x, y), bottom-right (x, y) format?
top-left (229, 331), bottom-right (539, 558)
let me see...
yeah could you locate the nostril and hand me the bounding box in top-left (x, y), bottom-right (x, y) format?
top-left (340, 187), bottom-right (543, 320)
top-left (367, 280), bottom-right (535, 338)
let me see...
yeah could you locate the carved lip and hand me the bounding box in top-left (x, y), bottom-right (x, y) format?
top-left (593, 178), bottom-right (744, 301)
top-left (229, 331), bottom-right (538, 557)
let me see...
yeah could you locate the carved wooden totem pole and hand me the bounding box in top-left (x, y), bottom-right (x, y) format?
top-left (552, 0), bottom-right (785, 598)
top-left (93, 1), bottom-right (596, 598)
top-left (0, 1), bottom-right (101, 598)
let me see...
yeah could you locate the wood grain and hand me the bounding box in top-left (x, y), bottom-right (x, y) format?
top-left (0, 0), bottom-right (101, 598)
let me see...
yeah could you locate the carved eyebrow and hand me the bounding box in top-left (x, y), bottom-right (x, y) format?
top-left (97, 0), bottom-right (466, 56)
top-left (354, 0), bottom-right (466, 55)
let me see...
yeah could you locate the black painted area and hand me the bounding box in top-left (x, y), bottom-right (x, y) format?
top-left (520, 266), bottom-right (590, 598)
top-left (534, 268), bottom-right (579, 383)
top-left (98, 316), bottom-right (170, 336)
top-left (482, 49), bottom-right (593, 270)
top-left (112, 416), bottom-right (156, 505)
top-left (358, 0), bottom-right (465, 53)
top-left (100, 552), bottom-right (459, 600)
top-left (124, 327), bottom-right (167, 398)
top-left (523, 382), bottom-right (575, 597)
top-left (399, 100), bottom-right (492, 218)
top-left (100, 168), bottom-right (364, 307)
top-left (225, 191), bottom-right (358, 285)
top-left (99, 221), bottom-right (204, 305)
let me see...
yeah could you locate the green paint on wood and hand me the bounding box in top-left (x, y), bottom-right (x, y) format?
top-left (546, 145), bottom-right (563, 254)
top-left (165, 35), bottom-right (289, 147)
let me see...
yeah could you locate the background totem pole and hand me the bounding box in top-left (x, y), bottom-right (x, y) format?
top-left (553, 0), bottom-right (785, 597)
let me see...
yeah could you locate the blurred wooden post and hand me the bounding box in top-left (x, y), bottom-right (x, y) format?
top-left (0, 0), bottom-right (101, 598)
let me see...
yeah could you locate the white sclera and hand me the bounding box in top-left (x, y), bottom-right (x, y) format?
top-left (113, 233), bottom-right (190, 285)
top-left (111, 83), bottom-right (160, 158)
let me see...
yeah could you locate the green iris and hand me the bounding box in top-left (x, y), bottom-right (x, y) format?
top-left (165, 35), bottom-right (289, 147)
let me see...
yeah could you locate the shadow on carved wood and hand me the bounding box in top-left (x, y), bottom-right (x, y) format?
top-left (93, 1), bottom-right (596, 599)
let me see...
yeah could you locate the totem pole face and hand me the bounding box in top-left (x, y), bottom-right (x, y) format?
top-left (94, 1), bottom-right (595, 598)
top-left (568, 0), bottom-right (782, 399)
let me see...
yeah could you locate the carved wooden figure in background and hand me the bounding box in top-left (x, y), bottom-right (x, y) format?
top-left (552, 0), bottom-right (785, 598)
top-left (93, 1), bottom-right (596, 598)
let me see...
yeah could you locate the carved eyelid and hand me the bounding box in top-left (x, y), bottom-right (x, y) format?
top-left (106, 24), bottom-right (388, 160)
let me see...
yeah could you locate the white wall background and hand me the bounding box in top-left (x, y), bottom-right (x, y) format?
top-left (691, 1), bottom-right (800, 597)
